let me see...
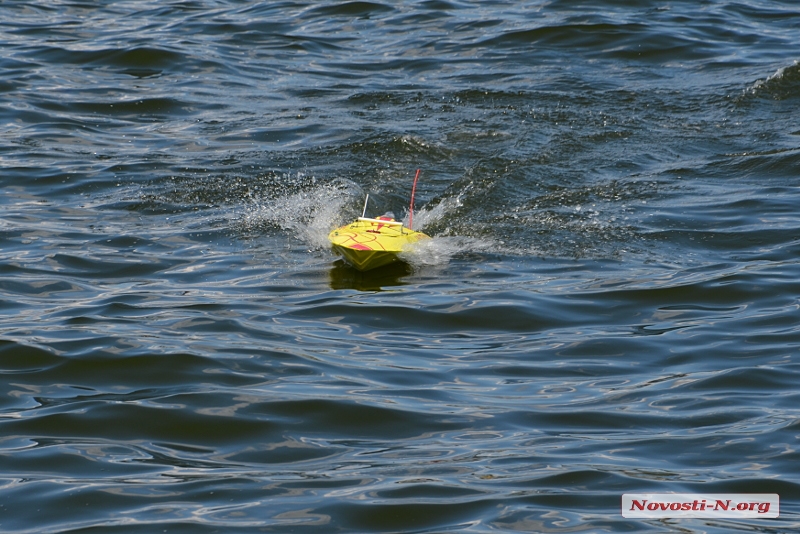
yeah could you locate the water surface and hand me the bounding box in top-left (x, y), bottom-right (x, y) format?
top-left (1, 1), bottom-right (799, 532)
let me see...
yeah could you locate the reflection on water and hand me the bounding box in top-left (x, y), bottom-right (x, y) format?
top-left (328, 260), bottom-right (412, 291)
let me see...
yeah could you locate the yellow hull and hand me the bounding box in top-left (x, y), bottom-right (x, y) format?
top-left (329, 217), bottom-right (429, 271)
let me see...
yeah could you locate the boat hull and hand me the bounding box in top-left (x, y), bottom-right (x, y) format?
top-left (328, 217), bottom-right (429, 271)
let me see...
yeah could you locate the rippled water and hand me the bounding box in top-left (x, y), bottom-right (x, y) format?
top-left (2, 1), bottom-right (799, 532)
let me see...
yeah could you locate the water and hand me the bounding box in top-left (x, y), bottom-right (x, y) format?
top-left (1, 1), bottom-right (799, 532)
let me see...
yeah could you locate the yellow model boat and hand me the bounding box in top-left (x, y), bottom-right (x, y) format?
top-left (329, 215), bottom-right (429, 271)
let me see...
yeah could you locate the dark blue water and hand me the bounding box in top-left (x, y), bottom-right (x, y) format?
top-left (2, 1), bottom-right (799, 532)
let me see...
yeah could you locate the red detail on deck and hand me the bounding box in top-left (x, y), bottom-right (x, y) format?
top-left (350, 244), bottom-right (372, 250)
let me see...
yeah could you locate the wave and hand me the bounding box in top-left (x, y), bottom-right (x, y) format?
top-left (743, 60), bottom-right (800, 101)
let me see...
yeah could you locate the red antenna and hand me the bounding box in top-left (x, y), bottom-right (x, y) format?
top-left (409, 168), bottom-right (421, 230)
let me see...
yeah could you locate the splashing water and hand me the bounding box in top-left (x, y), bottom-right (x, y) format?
top-left (239, 176), bottom-right (502, 270)
top-left (397, 193), bottom-right (500, 269)
top-left (241, 179), bottom-right (360, 250)
top-left (401, 193), bottom-right (461, 232)
top-left (398, 235), bottom-right (495, 270)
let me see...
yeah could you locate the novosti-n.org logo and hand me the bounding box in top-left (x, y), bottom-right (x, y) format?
top-left (622, 494), bottom-right (779, 518)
